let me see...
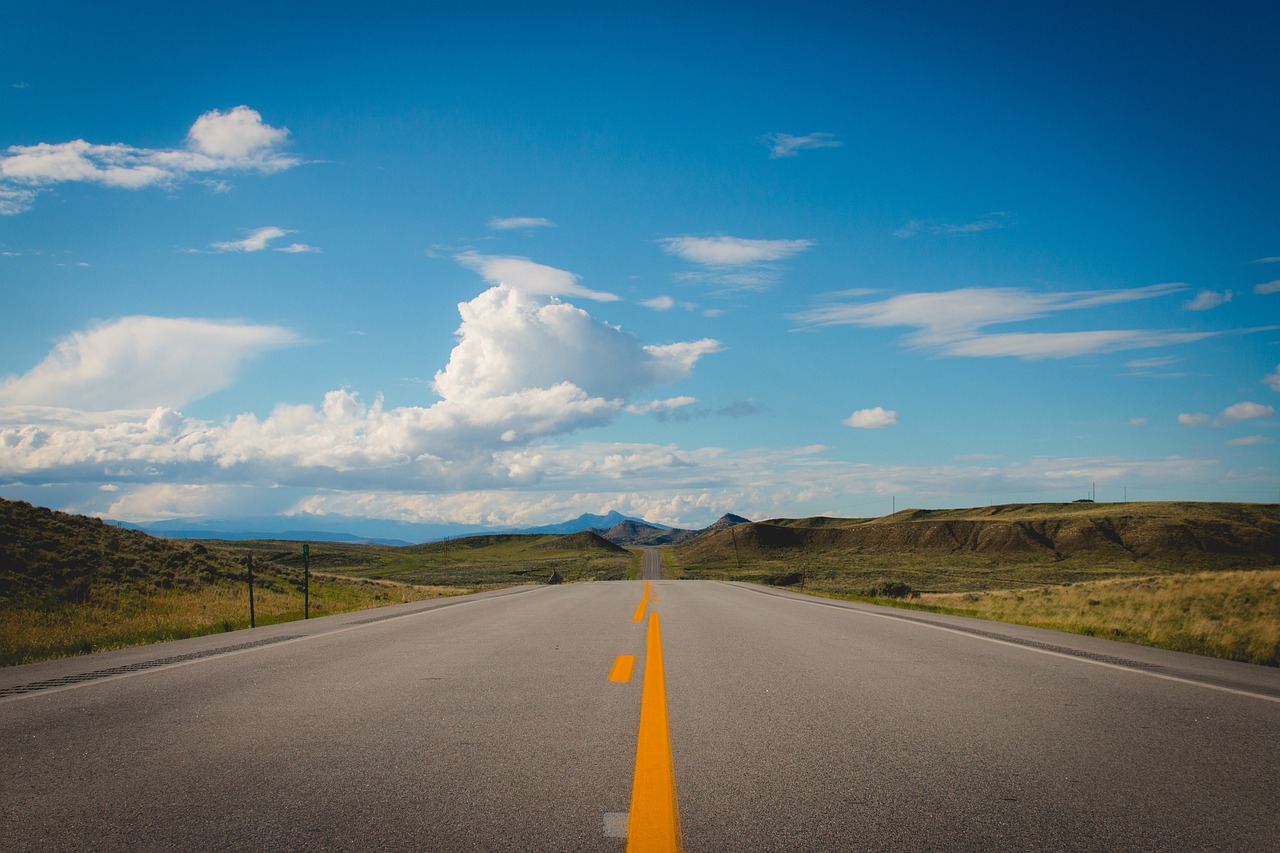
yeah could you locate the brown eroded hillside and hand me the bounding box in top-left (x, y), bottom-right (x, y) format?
top-left (675, 502), bottom-right (1280, 590)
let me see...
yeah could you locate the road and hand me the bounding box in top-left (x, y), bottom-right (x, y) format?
top-left (2, 566), bottom-right (1278, 851)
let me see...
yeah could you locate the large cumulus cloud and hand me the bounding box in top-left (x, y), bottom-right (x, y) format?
top-left (0, 285), bottom-right (722, 494)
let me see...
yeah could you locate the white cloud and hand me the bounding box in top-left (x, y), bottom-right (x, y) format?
top-left (1128, 418), bottom-right (1147, 426)
top-left (0, 186), bottom-right (38, 215)
top-left (456, 251), bottom-right (619, 302)
top-left (626, 397), bottom-right (698, 415)
top-left (844, 407), bottom-right (897, 429)
top-left (763, 132), bottom-right (842, 159)
top-left (1249, 257), bottom-right (1280, 264)
top-left (104, 484), bottom-right (261, 521)
top-left (791, 283), bottom-right (1226, 360)
top-left (0, 286), bottom-right (723, 496)
top-left (1184, 289), bottom-right (1232, 311)
top-left (0, 106), bottom-right (297, 213)
top-left (488, 216), bottom-right (556, 230)
top-left (1178, 412), bottom-right (1209, 426)
top-left (660, 236), bottom-right (813, 293)
top-left (661, 236), bottom-right (812, 266)
top-left (0, 316), bottom-right (300, 415)
top-left (1126, 356), bottom-right (1180, 369)
top-left (434, 284), bottom-right (719, 403)
top-left (276, 242), bottom-right (320, 254)
top-left (1265, 364), bottom-right (1280, 392)
top-left (0, 422), bottom-right (1234, 528)
top-left (942, 329), bottom-right (1215, 359)
top-left (1226, 435), bottom-right (1272, 446)
top-left (895, 213), bottom-right (1011, 238)
top-left (1255, 280), bottom-right (1280, 295)
top-left (186, 106), bottom-right (289, 159)
top-left (641, 295), bottom-right (676, 311)
top-left (270, 449), bottom-right (1221, 528)
top-left (1217, 401), bottom-right (1274, 423)
top-left (212, 226), bottom-right (292, 253)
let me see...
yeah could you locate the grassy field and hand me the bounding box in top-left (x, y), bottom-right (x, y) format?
top-left (0, 573), bottom-right (462, 668)
top-left (0, 498), bottom-right (637, 666)
top-left (916, 569), bottom-right (1280, 666)
top-left (213, 531), bottom-right (636, 588)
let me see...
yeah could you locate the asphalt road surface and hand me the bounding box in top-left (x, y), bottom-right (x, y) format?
top-left (3, 570), bottom-right (1278, 851)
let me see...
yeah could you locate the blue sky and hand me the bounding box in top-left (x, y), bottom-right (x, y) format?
top-left (2, 1), bottom-right (1278, 527)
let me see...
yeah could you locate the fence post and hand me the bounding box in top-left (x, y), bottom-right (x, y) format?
top-left (246, 554), bottom-right (256, 628)
top-left (303, 543), bottom-right (310, 619)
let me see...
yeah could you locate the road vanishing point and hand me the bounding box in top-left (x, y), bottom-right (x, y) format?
top-left (3, 549), bottom-right (1278, 851)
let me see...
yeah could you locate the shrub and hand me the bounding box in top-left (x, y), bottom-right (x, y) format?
top-left (866, 580), bottom-right (914, 598)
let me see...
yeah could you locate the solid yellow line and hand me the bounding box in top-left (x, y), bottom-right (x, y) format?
top-left (609, 655), bottom-right (637, 683)
top-left (627, 612), bottom-right (682, 852)
top-left (632, 579), bottom-right (651, 622)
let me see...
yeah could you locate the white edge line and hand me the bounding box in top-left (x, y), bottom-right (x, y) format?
top-left (731, 582), bottom-right (1280, 705)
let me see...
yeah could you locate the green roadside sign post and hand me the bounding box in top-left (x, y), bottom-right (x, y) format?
top-left (303, 543), bottom-right (310, 619)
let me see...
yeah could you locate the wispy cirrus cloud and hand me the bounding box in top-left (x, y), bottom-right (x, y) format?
top-left (205, 226), bottom-right (319, 254)
top-left (662, 236), bottom-right (812, 265)
top-left (456, 251), bottom-right (619, 302)
top-left (660, 235), bottom-right (813, 293)
top-left (0, 186), bottom-right (38, 216)
top-left (791, 283), bottom-right (1234, 360)
top-left (0, 106), bottom-right (298, 214)
top-left (895, 212), bottom-right (1012, 238)
top-left (1254, 280), bottom-right (1280, 295)
top-left (488, 216), bottom-right (556, 230)
top-left (1184, 289), bottom-right (1232, 311)
top-left (762, 132), bottom-right (842, 159)
top-left (1126, 356), bottom-right (1180, 369)
top-left (640, 295), bottom-right (698, 312)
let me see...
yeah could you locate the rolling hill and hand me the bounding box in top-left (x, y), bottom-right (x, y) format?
top-left (673, 502), bottom-right (1280, 592)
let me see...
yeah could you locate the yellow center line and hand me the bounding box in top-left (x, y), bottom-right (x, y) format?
top-left (632, 579), bottom-right (651, 622)
top-left (627, 612), bottom-right (682, 852)
top-left (609, 655), bottom-right (637, 683)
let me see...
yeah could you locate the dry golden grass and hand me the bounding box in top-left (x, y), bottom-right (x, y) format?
top-left (918, 569), bottom-right (1280, 666)
top-left (0, 576), bottom-right (466, 667)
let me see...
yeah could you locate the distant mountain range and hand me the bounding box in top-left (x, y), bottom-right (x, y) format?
top-left (592, 514), bottom-right (751, 546)
top-left (107, 510), bottom-right (748, 546)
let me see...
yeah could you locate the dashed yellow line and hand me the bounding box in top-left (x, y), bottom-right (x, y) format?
top-left (609, 655), bottom-right (637, 683)
top-left (627, 612), bottom-right (682, 851)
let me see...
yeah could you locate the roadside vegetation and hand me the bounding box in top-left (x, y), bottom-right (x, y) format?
top-left (0, 499), bottom-right (633, 666)
top-left (670, 501), bottom-right (1280, 667)
top-left (918, 570), bottom-right (1280, 666)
